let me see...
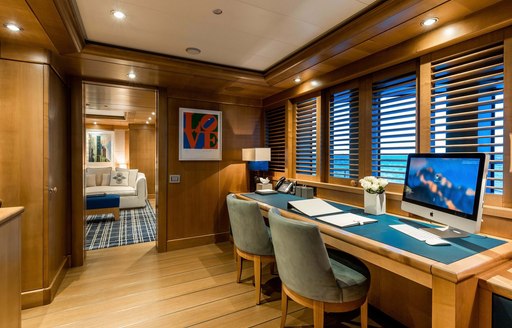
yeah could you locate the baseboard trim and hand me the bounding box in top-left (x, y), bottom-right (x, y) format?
top-left (22, 256), bottom-right (70, 309)
top-left (167, 232), bottom-right (230, 250)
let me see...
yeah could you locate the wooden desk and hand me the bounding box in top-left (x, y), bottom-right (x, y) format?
top-left (0, 207), bottom-right (23, 328)
top-left (237, 193), bottom-right (512, 328)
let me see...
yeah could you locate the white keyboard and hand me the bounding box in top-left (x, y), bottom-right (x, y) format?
top-left (389, 224), bottom-right (447, 242)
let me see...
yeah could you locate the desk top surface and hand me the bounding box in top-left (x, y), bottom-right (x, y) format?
top-left (239, 192), bottom-right (512, 282)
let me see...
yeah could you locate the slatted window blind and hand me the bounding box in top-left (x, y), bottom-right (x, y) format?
top-left (371, 72), bottom-right (417, 183)
top-left (329, 88), bottom-right (359, 179)
top-left (264, 106), bottom-right (286, 172)
top-left (430, 43), bottom-right (504, 194)
top-left (295, 98), bottom-right (317, 176)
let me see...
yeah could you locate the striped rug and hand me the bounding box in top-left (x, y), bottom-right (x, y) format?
top-left (85, 201), bottom-right (156, 250)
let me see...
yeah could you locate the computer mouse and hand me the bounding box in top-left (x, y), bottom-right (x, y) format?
top-left (425, 238), bottom-right (450, 246)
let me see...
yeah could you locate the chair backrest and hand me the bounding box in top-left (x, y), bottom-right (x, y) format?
top-left (226, 194), bottom-right (274, 256)
top-left (268, 207), bottom-right (342, 302)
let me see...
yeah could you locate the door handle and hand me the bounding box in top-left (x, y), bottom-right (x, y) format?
top-left (49, 187), bottom-right (58, 194)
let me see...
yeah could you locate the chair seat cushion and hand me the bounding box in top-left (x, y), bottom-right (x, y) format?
top-left (327, 248), bottom-right (371, 303)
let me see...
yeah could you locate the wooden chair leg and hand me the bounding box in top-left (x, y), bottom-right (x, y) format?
top-left (280, 285), bottom-right (288, 328)
top-left (254, 255), bottom-right (261, 305)
top-left (313, 300), bottom-right (325, 328)
top-left (235, 251), bottom-right (243, 283)
top-left (360, 299), bottom-right (368, 328)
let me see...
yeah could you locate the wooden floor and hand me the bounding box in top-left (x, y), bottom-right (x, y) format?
top-left (21, 242), bottom-right (398, 327)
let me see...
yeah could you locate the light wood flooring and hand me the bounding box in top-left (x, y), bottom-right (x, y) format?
top-left (22, 242), bottom-right (398, 327)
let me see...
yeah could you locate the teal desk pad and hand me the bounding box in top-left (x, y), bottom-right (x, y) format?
top-left (242, 193), bottom-right (505, 264)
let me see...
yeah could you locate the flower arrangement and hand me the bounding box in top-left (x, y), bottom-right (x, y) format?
top-left (359, 176), bottom-right (388, 194)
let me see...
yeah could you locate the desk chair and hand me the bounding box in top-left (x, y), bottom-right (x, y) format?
top-left (226, 194), bottom-right (276, 305)
top-left (268, 208), bottom-right (371, 328)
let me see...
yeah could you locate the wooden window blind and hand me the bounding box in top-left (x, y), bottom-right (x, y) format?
top-left (329, 88), bottom-right (359, 179)
top-left (371, 72), bottom-right (417, 183)
top-left (430, 43), bottom-right (504, 194)
top-left (295, 97), bottom-right (317, 176)
top-left (264, 105), bottom-right (286, 172)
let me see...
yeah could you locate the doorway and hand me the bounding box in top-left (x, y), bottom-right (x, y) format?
top-left (82, 82), bottom-right (159, 251)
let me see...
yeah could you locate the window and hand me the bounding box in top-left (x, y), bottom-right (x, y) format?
top-left (371, 72), bottom-right (417, 183)
top-left (295, 97), bottom-right (318, 176)
top-left (329, 88), bottom-right (359, 180)
top-left (430, 43), bottom-right (504, 194)
top-left (264, 105), bottom-right (286, 172)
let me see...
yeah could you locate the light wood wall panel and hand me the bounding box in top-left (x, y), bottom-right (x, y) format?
top-left (129, 124), bottom-right (156, 196)
top-left (166, 98), bottom-right (261, 250)
top-left (0, 59), bottom-right (45, 294)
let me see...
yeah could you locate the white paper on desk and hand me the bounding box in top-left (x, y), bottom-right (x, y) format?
top-left (288, 198), bottom-right (343, 217)
top-left (316, 213), bottom-right (377, 228)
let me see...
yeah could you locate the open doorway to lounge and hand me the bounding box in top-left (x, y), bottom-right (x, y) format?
top-left (83, 82), bottom-right (158, 250)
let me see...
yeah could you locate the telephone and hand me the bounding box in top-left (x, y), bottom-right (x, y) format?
top-left (275, 177), bottom-right (295, 193)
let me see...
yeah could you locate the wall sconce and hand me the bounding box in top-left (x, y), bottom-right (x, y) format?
top-left (242, 148), bottom-right (271, 191)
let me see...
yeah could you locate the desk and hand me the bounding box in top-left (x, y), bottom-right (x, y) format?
top-left (236, 193), bottom-right (512, 328)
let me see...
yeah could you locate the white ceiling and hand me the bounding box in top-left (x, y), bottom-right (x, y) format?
top-left (74, 0), bottom-right (377, 71)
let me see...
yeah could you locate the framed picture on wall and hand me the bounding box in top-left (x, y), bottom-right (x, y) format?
top-left (86, 130), bottom-right (115, 164)
top-left (179, 108), bottom-right (222, 161)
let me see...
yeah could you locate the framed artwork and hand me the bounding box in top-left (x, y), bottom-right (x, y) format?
top-left (179, 108), bottom-right (222, 161)
top-left (86, 130), bottom-right (114, 164)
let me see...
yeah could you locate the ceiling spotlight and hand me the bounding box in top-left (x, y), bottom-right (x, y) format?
top-left (294, 77), bottom-right (301, 83)
top-left (93, 121), bottom-right (97, 125)
top-left (4, 23), bottom-right (22, 32)
top-left (186, 47), bottom-right (201, 55)
top-left (148, 117), bottom-right (152, 120)
top-left (311, 80), bottom-right (320, 87)
top-left (151, 112), bottom-right (155, 115)
top-left (127, 72), bottom-right (136, 79)
top-left (111, 10), bottom-right (126, 20)
top-left (212, 8), bottom-right (223, 15)
top-left (146, 121), bottom-right (149, 124)
top-left (421, 17), bottom-right (438, 26)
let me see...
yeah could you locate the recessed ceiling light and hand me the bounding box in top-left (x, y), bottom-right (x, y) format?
top-left (186, 47), bottom-right (201, 55)
top-left (148, 117), bottom-right (152, 120)
top-left (4, 23), bottom-right (22, 32)
top-left (111, 10), bottom-right (126, 20)
top-left (212, 8), bottom-right (223, 15)
top-left (311, 80), bottom-right (320, 87)
top-left (146, 121), bottom-right (149, 124)
top-left (421, 17), bottom-right (438, 26)
top-left (151, 112), bottom-right (155, 115)
top-left (127, 72), bottom-right (136, 79)
top-left (294, 77), bottom-right (301, 83)
top-left (93, 121), bottom-right (97, 125)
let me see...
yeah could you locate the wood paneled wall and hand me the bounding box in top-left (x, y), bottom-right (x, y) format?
top-left (0, 54), bottom-right (70, 308)
top-left (129, 124), bottom-right (156, 197)
top-left (166, 98), bottom-right (261, 250)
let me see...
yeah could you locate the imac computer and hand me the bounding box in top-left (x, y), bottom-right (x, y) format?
top-left (401, 153), bottom-right (489, 238)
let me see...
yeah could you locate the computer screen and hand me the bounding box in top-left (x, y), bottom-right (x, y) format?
top-left (401, 153), bottom-right (488, 235)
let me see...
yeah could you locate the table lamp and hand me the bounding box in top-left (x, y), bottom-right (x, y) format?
top-left (242, 148), bottom-right (271, 191)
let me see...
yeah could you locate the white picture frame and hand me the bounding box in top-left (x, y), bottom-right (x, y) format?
top-left (179, 108), bottom-right (222, 161)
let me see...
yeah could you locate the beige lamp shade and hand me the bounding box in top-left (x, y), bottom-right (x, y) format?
top-left (242, 148), bottom-right (271, 161)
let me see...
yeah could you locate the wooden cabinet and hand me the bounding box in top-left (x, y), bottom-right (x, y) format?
top-left (0, 207), bottom-right (23, 328)
top-left (0, 58), bottom-right (70, 308)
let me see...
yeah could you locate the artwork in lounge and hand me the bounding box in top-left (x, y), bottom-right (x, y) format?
top-left (179, 108), bottom-right (222, 160)
top-left (86, 130), bottom-right (114, 163)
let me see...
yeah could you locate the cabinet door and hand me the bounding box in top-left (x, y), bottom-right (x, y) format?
top-left (45, 68), bottom-right (70, 290)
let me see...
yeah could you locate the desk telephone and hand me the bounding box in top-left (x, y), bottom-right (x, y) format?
top-left (275, 177), bottom-right (295, 193)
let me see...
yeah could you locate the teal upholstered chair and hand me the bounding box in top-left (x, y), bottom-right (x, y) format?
top-left (268, 207), bottom-right (370, 328)
top-left (226, 194), bottom-right (276, 305)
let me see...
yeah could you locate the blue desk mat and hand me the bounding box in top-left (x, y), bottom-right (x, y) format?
top-left (242, 193), bottom-right (505, 264)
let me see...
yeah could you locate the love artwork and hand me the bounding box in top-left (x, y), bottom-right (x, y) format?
top-left (179, 108), bottom-right (222, 161)
top-left (182, 112), bottom-right (219, 150)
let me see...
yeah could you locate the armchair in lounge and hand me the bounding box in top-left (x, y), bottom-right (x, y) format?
top-left (268, 207), bottom-right (371, 328)
top-left (226, 194), bottom-right (276, 305)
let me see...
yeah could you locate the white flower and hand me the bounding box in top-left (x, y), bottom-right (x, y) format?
top-left (359, 176), bottom-right (388, 194)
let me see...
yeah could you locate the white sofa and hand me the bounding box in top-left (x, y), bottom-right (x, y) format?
top-left (85, 167), bottom-right (148, 209)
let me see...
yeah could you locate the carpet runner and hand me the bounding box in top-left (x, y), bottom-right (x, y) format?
top-left (85, 200), bottom-right (156, 250)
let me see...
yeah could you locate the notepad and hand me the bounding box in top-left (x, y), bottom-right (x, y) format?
top-left (255, 189), bottom-right (278, 195)
top-left (316, 213), bottom-right (377, 228)
top-left (287, 198), bottom-right (343, 217)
